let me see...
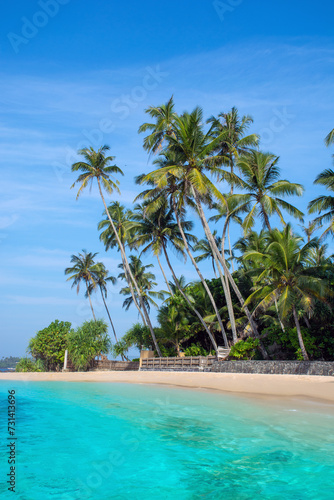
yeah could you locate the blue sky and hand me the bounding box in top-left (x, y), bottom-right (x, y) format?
top-left (1, 0), bottom-right (334, 357)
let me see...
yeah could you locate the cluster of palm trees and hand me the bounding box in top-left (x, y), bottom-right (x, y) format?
top-left (65, 98), bottom-right (334, 361)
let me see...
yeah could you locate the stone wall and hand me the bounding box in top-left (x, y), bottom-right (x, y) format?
top-left (141, 360), bottom-right (334, 376)
top-left (209, 360), bottom-right (334, 376)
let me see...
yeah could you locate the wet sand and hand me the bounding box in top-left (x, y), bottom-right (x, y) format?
top-left (1, 371), bottom-right (333, 404)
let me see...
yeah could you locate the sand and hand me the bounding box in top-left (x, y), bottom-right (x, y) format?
top-left (1, 371), bottom-right (334, 404)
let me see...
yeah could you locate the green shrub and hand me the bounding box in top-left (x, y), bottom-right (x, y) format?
top-left (28, 320), bottom-right (72, 371)
top-left (229, 338), bottom-right (260, 360)
top-left (184, 343), bottom-right (210, 357)
top-left (262, 325), bottom-right (319, 360)
top-left (15, 358), bottom-right (44, 372)
top-left (68, 319), bottom-right (111, 371)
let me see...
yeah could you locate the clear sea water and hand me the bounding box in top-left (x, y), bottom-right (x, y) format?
top-left (0, 381), bottom-right (333, 500)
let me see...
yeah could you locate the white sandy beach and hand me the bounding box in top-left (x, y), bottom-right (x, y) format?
top-left (1, 371), bottom-right (334, 404)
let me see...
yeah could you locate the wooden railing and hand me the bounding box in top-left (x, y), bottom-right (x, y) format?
top-left (141, 355), bottom-right (216, 370)
top-left (91, 360), bottom-right (140, 371)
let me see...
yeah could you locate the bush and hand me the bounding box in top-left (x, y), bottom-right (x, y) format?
top-left (15, 358), bottom-right (44, 372)
top-left (229, 338), bottom-right (260, 360)
top-left (28, 320), bottom-right (72, 371)
top-left (184, 343), bottom-right (210, 357)
top-left (112, 323), bottom-right (155, 358)
top-left (68, 319), bottom-right (111, 371)
top-left (262, 325), bottom-right (319, 360)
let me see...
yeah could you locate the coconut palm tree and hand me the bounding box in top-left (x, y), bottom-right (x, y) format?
top-left (299, 221), bottom-right (318, 243)
top-left (194, 231), bottom-right (222, 278)
top-left (98, 202), bottom-right (133, 251)
top-left (244, 225), bottom-right (329, 360)
top-left (207, 106), bottom-right (259, 193)
top-left (157, 300), bottom-right (193, 356)
top-left (209, 195), bottom-right (250, 271)
top-left (236, 150), bottom-right (304, 232)
top-left (87, 262), bottom-right (118, 342)
top-left (308, 168), bottom-right (334, 239)
top-left (139, 107), bottom-right (266, 352)
top-left (138, 95), bottom-right (177, 154)
top-left (118, 256), bottom-right (164, 314)
top-left (71, 145), bottom-right (162, 356)
top-left (65, 250), bottom-right (99, 320)
top-left (233, 230), bottom-right (269, 271)
top-left (139, 151), bottom-right (231, 348)
top-left (129, 200), bottom-right (195, 295)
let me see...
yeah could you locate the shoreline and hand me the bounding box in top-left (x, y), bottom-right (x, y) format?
top-left (1, 371), bottom-right (334, 404)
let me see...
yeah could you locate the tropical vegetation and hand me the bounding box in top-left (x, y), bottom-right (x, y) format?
top-left (19, 100), bottom-right (334, 365)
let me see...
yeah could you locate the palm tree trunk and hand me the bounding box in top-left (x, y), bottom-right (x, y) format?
top-left (261, 204), bottom-right (272, 231)
top-left (161, 240), bottom-right (219, 353)
top-left (211, 252), bottom-right (238, 344)
top-left (275, 297), bottom-right (285, 333)
top-left (303, 315), bottom-right (311, 329)
top-left (100, 289), bottom-right (118, 342)
top-left (172, 201), bottom-right (228, 348)
top-left (292, 305), bottom-right (309, 361)
top-left (227, 220), bottom-right (235, 272)
top-left (157, 253), bottom-right (173, 295)
top-left (97, 179), bottom-right (162, 356)
top-left (86, 283), bottom-right (96, 321)
top-left (212, 257), bottom-right (218, 279)
top-left (191, 187), bottom-right (269, 359)
top-left (120, 251), bottom-right (146, 324)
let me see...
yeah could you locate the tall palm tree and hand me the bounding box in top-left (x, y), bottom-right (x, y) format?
top-left (234, 230), bottom-right (269, 271)
top-left (208, 106), bottom-right (259, 193)
top-left (87, 262), bottom-right (118, 342)
top-left (98, 202), bottom-right (133, 251)
top-left (236, 150), bottom-right (304, 232)
top-left (139, 106), bottom-right (265, 352)
top-left (308, 168), bottom-right (334, 239)
top-left (194, 231), bottom-right (222, 278)
top-left (244, 225), bottom-right (329, 360)
top-left (129, 200), bottom-right (195, 295)
top-left (299, 221), bottom-right (317, 243)
top-left (138, 95), bottom-right (177, 154)
top-left (71, 145), bottom-right (162, 356)
top-left (118, 255), bottom-right (164, 314)
top-left (209, 195), bottom-right (250, 272)
top-left (65, 250), bottom-right (99, 320)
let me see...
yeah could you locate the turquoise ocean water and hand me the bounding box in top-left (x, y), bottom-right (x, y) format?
top-left (0, 381), bottom-right (333, 499)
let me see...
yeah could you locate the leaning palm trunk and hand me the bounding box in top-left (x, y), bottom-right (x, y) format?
top-left (292, 305), bottom-right (309, 361)
top-left (97, 179), bottom-right (162, 356)
top-left (100, 288), bottom-right (118, 342)
top-left (86, 283), bottom-right (97, 321)
top-left (274, 297), bottom-right (285, 333)
top-left (161, 241), bottom-right (219, 354)
top-left (191, 187), bottom-right (269, 359)
top-left (120, 251), bottom-right (146, 325)
top-left (211, 250), bottom-right (238, 344)
top-left (157, 253), bottom-right (173, 295)
top-left (227, 221), bottom-right (235, 272)
top-left (172, 201), bottom-right (228, 348)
